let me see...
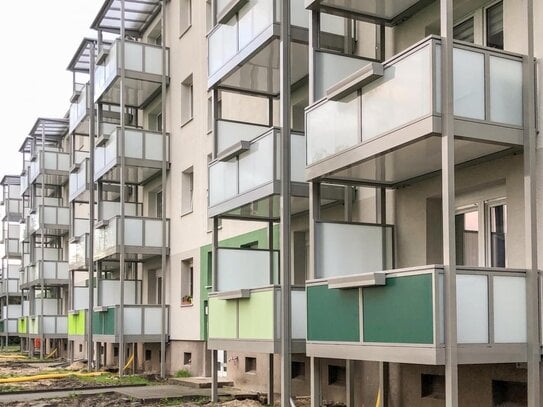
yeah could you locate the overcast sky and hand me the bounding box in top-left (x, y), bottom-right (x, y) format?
top-left (0, 0), bottom-right (104, 175)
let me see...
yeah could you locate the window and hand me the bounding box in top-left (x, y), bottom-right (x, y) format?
top-left (206, 0), bottom-right (212, 32)
top-left (292, 361), bottom-right (305, 379)
top-left (184, 352), bottom-right (192, 365)
top-left (180, 0), bottom-right (192, 36)
top-left (207, 96), bottom-right (213, 133)
top-left (489, 202), bottom-right (507, 267)
top-left (181, 167), bottom-right (194, 215)
top-left (328, 365), bottom-right (346, 385)
top-left (181, 75), bottom-right (194, 124)
top-left (486, 1), bottom-right (503, 49)
top-left (421, 374), bottom-right (445, 400)
top-left (453, 17), bottom-right (475, 43)
top-left (79, 344), bottom-right (83, 353)
top-left (157, 276), bottom-right (163, 305)
top-left (181, 259), bottom-right (194, 305)
top-left (155, 190), bottom-right (163, 219)
top-left (114, 346), bottom-right (119, 357)
top-left (455, 207), bottom-right (479, 267)
top-left (245, 357), bottom-right (257, 373)
top-left (145, 349), bottom-right (152, 361)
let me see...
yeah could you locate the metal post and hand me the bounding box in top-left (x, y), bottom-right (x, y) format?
top-left (118, 0), bottom-right (126, 377)
top-left (211, 216), bottom-right (219, 402)
top-left (523, 0), bottom-right (539, 405)
top-left (268, 353), bottom-right (275, 404)
top-left (440, 0), bottom-right (457, 406)
top-left (159, 0), bottom-right (168, 380)
top-left (346, 360), bottom-right (355, 407)
top-left (39, 126), bottom-right (45, 361)
top-left (309, 182), bottom-right (320, 407)
top-left (87, 40), bottom-right (96, 372)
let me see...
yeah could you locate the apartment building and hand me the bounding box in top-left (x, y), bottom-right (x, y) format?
top-left (1, 0), bottom-right (542, 406)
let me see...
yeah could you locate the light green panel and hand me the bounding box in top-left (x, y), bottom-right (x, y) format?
top-left (208, 297), bottom-right (237, 339)
top-left (68, 311), bottom-right (86, 336)
top-left (29, 317), bottom-right (38, 334)
top-left (238, 290), bottom-right (274, 340)
top-left (18, 317), bottom-right (26, 334)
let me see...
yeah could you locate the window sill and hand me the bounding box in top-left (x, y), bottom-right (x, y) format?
top-left (179, 24), bottom-right (192, 40)
top-left (181, 117), bottom-right (194, 128)
top-left (181, 303), bottom-right (194, 308)
top-left (181, 209), bottom-right (193, 217)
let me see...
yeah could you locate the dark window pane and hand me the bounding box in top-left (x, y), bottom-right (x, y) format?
top-left (455, 210), bottom-right (479, 266)
top-left (490, 204), bottom-right (507, 267)
top-left (486, 2), bottom-right (504, 49)
top-left (454, 17), bottom-right (474, 43)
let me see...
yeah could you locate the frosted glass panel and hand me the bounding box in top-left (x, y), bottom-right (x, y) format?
top-left (307, 93), bottom-right (359, 164)
top-left (362, 46), bottom-right (431, 140)
top-left (316, 222), bottom-right (392, 278)
top-left (217, 248), bottom-right (277, 291)
top-left (145, 132), bottom-right (163, 160)
top-left (209, 20), bottom-right (238, 75)
top-left (125, 42), bottom-right (143, 71)
top-left (125, 130), bottom-right (143, 158)
top-left (493, 276), bottom-right (526, 343)
top-left (238, 0), bottom-right (273, 50)
top-left (144, 308), bottom-right (162, 334)
top-left (489, 56), bottom-right (523, 126)
top-left (291, 289), bottom-right (306, 339)
top-left (124, 218), bottom-right (142, 246)
top-left (216, 120), bottom-right (268, 153)
top-left (290, 0), bottom-right (308, 28)
top-left (124, 307), bottom-right (142, 335)
top-left (145, 220), bottom-right (162, 247)
top-left (315, 52), bottom-right (370, 101)
top-left (145, 46), bottom-right (162, 75)
top-left (456, 274), bottom-right (488, 343)
top-left (238, 132), bottom-right (274, 193)
top-left (453, 48), bottom-right (485, 119)
top-left (209, 160), bottom-right (238, 206)
top-left (290, 134), bottom-right (306, 182)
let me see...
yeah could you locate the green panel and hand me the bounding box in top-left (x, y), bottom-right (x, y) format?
top-left (307, 284), bottom-right (360, 342)
top-left (200, 225), bottom-right (280, 340)
top-left (92, 308), bottom-right (116, 335)
top-left (363, 274), bottom-right (433, 344)
top-left (68, 311), bottom-right (86, 336)
top-left (208, 298), bottom-right (237, 339)
top-left (238, 290), bottom-right (274, 340)
top-left (17, 317), bottom-right (26, 334)
top-left (0, 320), bottom-right (4, 333)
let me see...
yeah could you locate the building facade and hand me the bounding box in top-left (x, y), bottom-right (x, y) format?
top-left (1, 0), bottom-right (542, 406)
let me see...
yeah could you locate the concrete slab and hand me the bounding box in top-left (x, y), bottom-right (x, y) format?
top-left (169, 376), bottom-right (234, 388)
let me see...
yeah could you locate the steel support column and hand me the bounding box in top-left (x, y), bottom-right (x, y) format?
top-left (309, 182), bottom-right (320, 407)
top-left (211, 216), bottom-right (219, 402)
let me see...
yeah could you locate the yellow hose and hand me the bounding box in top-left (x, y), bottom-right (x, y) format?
top-left (0, 354), bottom-right (27, 359)
top-left (0, 371), bottom-right (104, 384)
top-left (123, 353), bottom-right (135, 372)
top-left (375, 388), bottom-right (381, 407)
top-left (45, 348), bottom-right (57, 359)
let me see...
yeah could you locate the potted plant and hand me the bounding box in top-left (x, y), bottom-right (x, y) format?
top-left (181, 295), bottom-right (192, 305)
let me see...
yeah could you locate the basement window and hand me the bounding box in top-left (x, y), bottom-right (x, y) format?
top-left (492, 380), bottom-right (526, 406)
top-left (292, 361), bottom-right (305, 379)
top-left (421, 374), bottom-right (445, 400)
top-left (184, 352), bottom-right (192, 365)
top-left (245, 357), bottom-right (257, 373)
top-left (328, 365), bottom-right (346, 386)
top-left (146, 350), bottom-right (152, 361)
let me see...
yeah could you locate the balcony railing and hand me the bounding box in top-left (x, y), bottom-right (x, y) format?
top-left (306, 36), bottom-right (525, 166)
top-left (72, 279), bottom-right (141, 311)
top-left (2, 199), bottom-right (23, 221)
top-left (69, 234), bottom-right (89, 271)
top-left (216, 248), bottom-right (279, 292)
top-left (1, 319), bottom-right (18, 335)
top-left (22, 261), bottom-right (69, 286)
top-left (94, 39), bottom-right (169, 106)
top-left (2, 305), bottom-right (21, 320)
top-left (29, 151), bottom-right (70, 184)
top-left (92, 305), bottom-right (169, 339)
top-left (208, 286), bottom-right (306, 348)
top-left (69, 158), bottom-right (89, 202)
top-left (0, 279), bottom-right (19, 294)
top-left (29, 205), bottom-right (70, 234)
top-left (208, 127), bottom-right (305, 210)
top-left (94, 126), bottom-right (169, 184)
top-left (209, 0), bottom-right (308, 78)
top-left (69, 84), bottom-right (88, 134)
top-left (306, 266), bottom-right (528, 364)
top-left (28, 315), bottom-right (67, 336)
top-left (94, 216), bottom-right (169, 260)
top-left (68, 309), bottom-right (86, 336)
top-left (99, 201), bottom-right (140, 221)
top-left (20, 171), bottom-right (29, 196)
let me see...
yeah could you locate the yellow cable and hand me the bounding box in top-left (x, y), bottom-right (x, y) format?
top-left (45, 348), bottom-right (57, 359)
top-left (0, 371), bottom-right (104, 384)
top-left (123, 352), bottom-right (135, 372)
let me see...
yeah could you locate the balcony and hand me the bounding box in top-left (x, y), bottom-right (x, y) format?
top-left (29, 205), bottom-right (70, 235)
top-left (69, 83), bottom-right (88, 134)
top-left (29, 150), bottom-right (70, 186)
top-left (0, 279), bottom-right (19, 295)
top-left (69, 158), bottom-right (90, 202)
top-left (305, 37), bottom-right (526, 184)
top-left (68, 309), bottom-right (86, 337)
top-left (2, 224), bottom-right (21, 258)
top-left (1, 199), bottom-right (23, 222)
top-left (209, 125), bottom-right (330, 219)
top-left (72, 279), bottom-right (142, 313)
top-left (208, 286), bottom-right (306, 353)
top-left (20, 261), bottom-right (69, 288)
top-left (94, 216), bottom-right (169, 261)
top-left (69, 234), bottom-right (89, 271)
top-left (216, 248), bottom-right (279, 291)
top-left (94, 39), bottom-right (169, 108)
top-left (307, 265), bottom-right (528, 364)
top-left (92, 305), bottom-right (169, 342)
top-left (1, 319), bottom-right (18, 335)
top-left (94, 126), bottom-right (170, 185)
top-left (208, 0), bottom-right (308, 90)
top-left (27, 315), bottom-right (68, 338)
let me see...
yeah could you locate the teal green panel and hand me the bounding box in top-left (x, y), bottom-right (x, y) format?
top-left (104, 308), bottom-right (116, 335)
top-left (363, 274), bottom-right (433, 344)
top-left (307, 284), bottom-right (360, 342)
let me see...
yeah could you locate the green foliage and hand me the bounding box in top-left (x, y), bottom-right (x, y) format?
top-left (174, 369), bottom-right (192, 378)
